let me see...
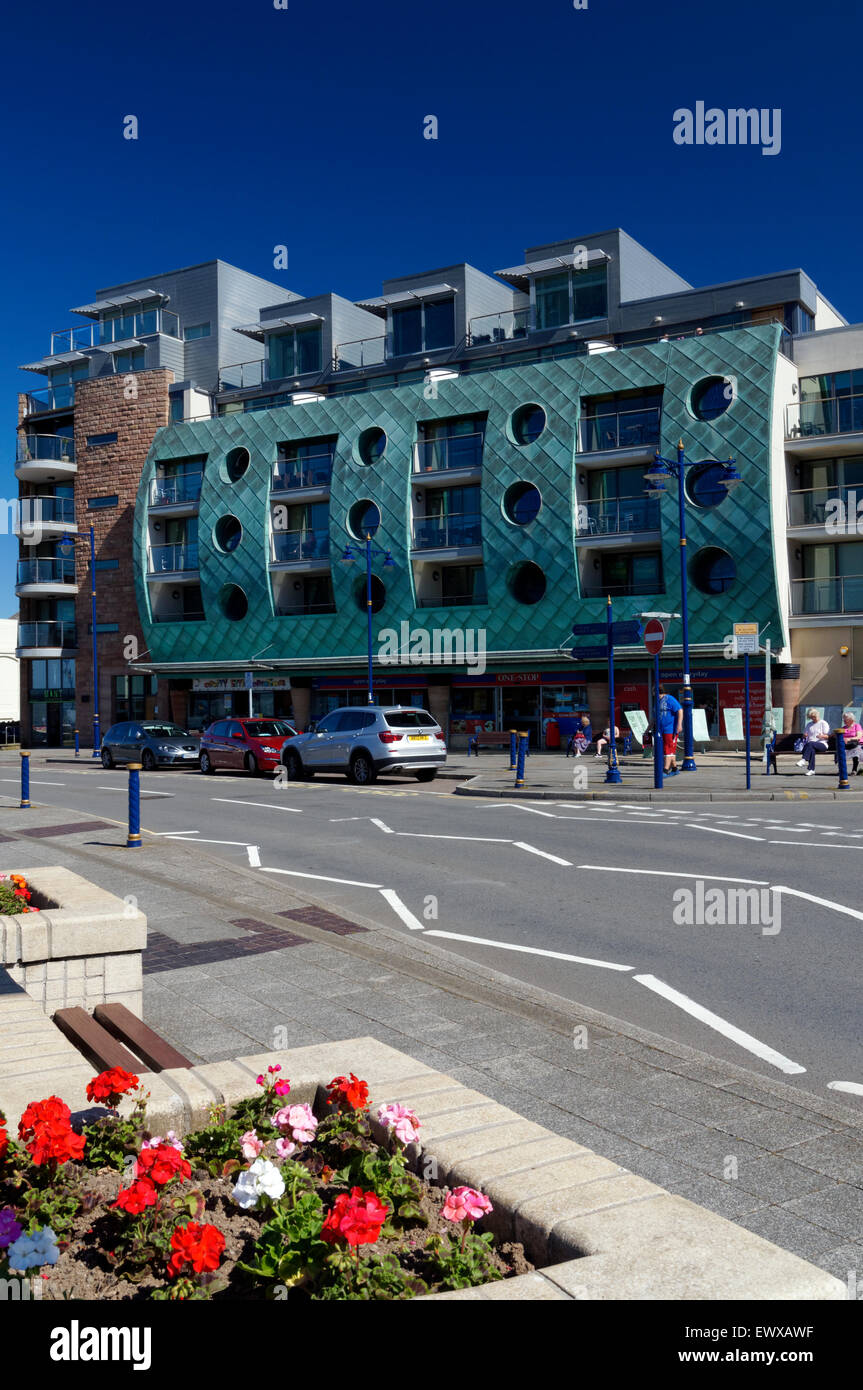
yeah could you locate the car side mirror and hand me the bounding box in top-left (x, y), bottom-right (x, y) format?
top-left (232, 731), bottom-right (244, 739)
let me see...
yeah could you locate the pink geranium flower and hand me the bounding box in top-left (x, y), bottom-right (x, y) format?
top-left (377, 1103), bottom-right (421, 1146)
top-left (442, 1186), bottom-right (493, 1223)
top-left (240, 1130), bottom-right (263, 1161)
top-left (273, 1103), bottom-right (317, 1145)
top-left (275, 1136), bottom-right (296, 1160)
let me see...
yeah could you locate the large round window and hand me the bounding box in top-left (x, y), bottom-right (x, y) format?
top-left (686, 463), bottom-right (730, 509)
top-left (348, 500), bottom-right (381, 539)
top-left (353, 574), bottom-right (386, 614)
top-left (214, 515), bottom-right (242, 552)
top-left (511, 404), bottom-right (547, 446)
top-left (358, 427), bottom-right (387, 466)
top-left (503, 481), bottom-right (542, 525)
top-left (225, 446), bottom-right (250, 482)
top-left (691, 377), bottom-right (734, 422)
top-left (690, 547), bottom-right (736, 594)
top-left (507, 561), bottom-right (547, 605)
top-left (218, 584), bottom-right (249, 620)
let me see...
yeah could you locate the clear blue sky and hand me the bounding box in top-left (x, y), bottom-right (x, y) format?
top-left (2, 0), bottom-right (860, 605)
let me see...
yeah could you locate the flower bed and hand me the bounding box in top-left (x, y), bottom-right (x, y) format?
top-left (0, 874), bottom-right (38, 915)
top-left (0, 1066), bottom-right (530, 1300)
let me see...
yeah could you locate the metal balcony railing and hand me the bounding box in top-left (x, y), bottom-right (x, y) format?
top-left (17, 435), bottom-right (75, 464)
top-left (412, 513), bottom-right (483, 548)
top-left (218, 359), bottom-right (269, 391)
top-left (16, 559), bottom-right (76, 586)
top-left (579, 406), bottom-right (662, 452)
top-left (147, 543), bottom-right (199, 574)
top-left (417, 590), bottom-right (487, 608)
top-left (581, 580), bottom-right (665, 599)
top-left (149, 475), bottom-right (203, 507)
top-left (333, 336), bottom-right (387, 372)
top-left (786, 394), bottom-right (863, 440)
top-left (17, 621), bottom-right (77, 649)
top-left (271, 529), bottom-right (330, 563)
top-left (271, 454), bottom-right (334, 491)
top-left (16, 496), bottom-right (75, 528)
top-left (275, 600), bottom-right (337, 616)
top-left (467, 307), bottom-right (530, 347)
top-left (575, 497), bottom-right (661, 536)
top-left (791, 575), bottom-right (863, 615)
top-left (786, 485), bottom-right (863, 527)
top-left (152, 611), bottom-right (206, 623)
top-left (414, 433), bottom-right (485, 473)
top-left (49, 309), bottom-right (180, 354)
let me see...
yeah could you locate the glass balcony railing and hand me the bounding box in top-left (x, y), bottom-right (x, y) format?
top-left (575, 497), bottom-right (661, 536)
top-left (786, 394), bottom-right (863, 439)
top-left (218, 359), bottom-right (268, 391)
top-left (17, 435), bottom-right (75, 464)
top-left (17, 621), bottom-right (77, 649)
top-left (271, 529), bottom-right (330, 563)
top-left (333, 336), bottom-right (387, 372)
top-left (417, 591), bottom-right (486, 608)
top-left (271, 455), bottom-right (334, 491)
top-left (152, 611), bottom-right (206, 623)
top-left (16, 496), bottom-right (75, 528)
top-left (580, 406), bottom-right (662, 452)
top-left (412, 513), bottom-right (483, 549)
top-left (787, 485), bottom-right (863, 526)
top-left (414, 433), bottom-right (484, 473)
top-left (276, 600), bottom-right (337, 616)
top-left (467, 307), bottom-right (530, 347)
top-left (49, 309), bottom-right (180, 355)
top-left (791, 575), bottom-right (863, 615)
top-left (16, 559), bottom-right (76, 586)
top-left (581, 580), bottom-right (665, 599)
top-left (147, 543), bottom-right (199, 574)
top-left (149, 475), bottom-right (203, 507)
top-left (23, 384), bottom-right (76, 412)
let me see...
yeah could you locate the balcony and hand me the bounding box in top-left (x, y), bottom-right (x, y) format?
top-left (48, 309), bottom-right (180, 355)
top-left (22, 384), bottom-right (76, 413)
top-left (271, 454), bottom-right (334, 493)
top-left (412, 513), bottom-right (482, 550)
top-left (467, 308), bottom-right (530, 348)
top-left (17, 621), bottom-right (77, 657)
top-left (786, 395), bottom-right (863, 453)
top-left (575, 497), bottom-right (661, 538)
top-left (579, 406), bottom-right (662, 455)
top-left (271, 529), bottom-right (330, 566)
top-left (787, 485), bottom-right (862, 529)
top-left (333, 337), bottom-right (387, 372)
top-left (276, 600), bottom-right (337, 616)
top-left (146, 543), bottom-right (199, 577)
top-left (149, 475), bottom-right (203, 510)
top-left (791, 575), bottom-right (863, 616)
top-left (414, 433), bottom-right (484, 475)
top-left (218, 359), bottom-right (268, 392)
top-left (15, 496), bottom-right (76, 537)
top-left (15, 434), bottom-right (77, 483)
top-left (16, 558), bottom-right (77, 596)
top-left (581, 581), bottom-right (665, 599)
top-left (417, 592), bottom-right (485, 608)
top-left (152, 611), bottom-right (206, 623)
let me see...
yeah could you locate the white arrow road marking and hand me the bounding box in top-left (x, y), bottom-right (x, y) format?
top-left (424, 930), bottom-right (633, 971)
top-left (379, 889), bottom-right (425, 931)
top-left (827, 1081), bottom-right (863, 1096)
top-left (633, 975), bottom-right (806, 1075)
top-left (159, 836), bottom-right (258, 847)
top-left (330, 817), bottom-right (394, 832)
top-left (211, 798), bottom-right (302, 812)
top-left (480, 803), bottom-right (558, 817)
top-left (396, 832), bottom-right (513, 843)
top-left (512, 841), bottom-right (573, 866)
top-left (578, 866), bottom-right (769, 885)
top-left (771, 885), bottom-right (863, 922)
top-left (247, 845), bottom-right (261, 867)
top-left (150, 830), bottom-right (199, 836)
top-left (261, 866), bottom-right (384, 888)
top-left (687, 823), bottom-right (765, 841)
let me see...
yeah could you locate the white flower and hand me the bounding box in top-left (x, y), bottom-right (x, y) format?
top-left (7, 1226), bottom-right (60, 1272)
top-left (231, 1157), bottom-right (285, 1210)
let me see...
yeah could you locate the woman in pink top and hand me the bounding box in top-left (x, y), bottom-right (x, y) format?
top-left (840, 711), bottom-right (863, 775)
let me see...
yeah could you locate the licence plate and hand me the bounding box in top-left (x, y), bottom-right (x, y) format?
top-left (408, 735), bottom-right (429, 742)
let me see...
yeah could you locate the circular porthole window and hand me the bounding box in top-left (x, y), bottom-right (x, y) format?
top-left (511, 404), bottom-right (547, 446)
top-left (214, 515), bottom-right (242, 552)
top-left (690, 547), bottom-right (736, 594)
top-left (348, 500), bottom-right (381, 539)
top-left (217, 583), bottom-right (249, 620)
top-left (685, 462), bottom-right (730, 509)
top-left (353, 573), bottom-right (386, 613)
top-left (357, 427), bottom-right (387, 466)
top-left (225, 446), bottom-right (250, 482)
top-left (690, 376), bottom-right (734, 422)
top-left (507, 561), bottom-right (547, 605)
top-left (503, 481), bottom-right (542, 525)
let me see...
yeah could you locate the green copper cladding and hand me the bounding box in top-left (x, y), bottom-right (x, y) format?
top-left (133, 324), bottom-right (783, 667)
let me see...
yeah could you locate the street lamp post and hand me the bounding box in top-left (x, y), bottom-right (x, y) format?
top-left (340, 535), bottom-right (396, 705)
top-left (644, 442), bottom-right (741, 772)
top-left (59, 526), bottom-right (100, 758)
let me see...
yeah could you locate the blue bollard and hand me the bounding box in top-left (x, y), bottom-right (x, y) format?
top-left (515, 731), bottom-right (528, 788)
top-left (509, 729), bottom-right (517, 771)
top-left (20, 751), bottom-right (30, 809)
top-left (127, 762), bottom-right (142, 848)
top-left (836, 729), bottom-right (850, 791)
top-left (74, 728), bottom-right (80, 758)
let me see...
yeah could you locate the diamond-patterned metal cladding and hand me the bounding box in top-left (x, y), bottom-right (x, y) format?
top-left (133, 325), bottom-right (782, 668)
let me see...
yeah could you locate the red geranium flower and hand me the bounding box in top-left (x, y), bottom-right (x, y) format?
top-left (18, 1096), bottom-right (86, 1166)
top-left (86, 1067), bottom-right (140, 1107)
top-left (0, 1114), bottom-right (8, 1166)
top-left (114, 1179), bottom-right (157, 1216)
top-left (325, 1073), bottom-right (369, 1111)
top-left (136, 1143), bottom-right (191, 1186)
top-left (167, 1221), bottom-right (225, 1279)
top-left (321, 1187), bottom-right (388, 1248)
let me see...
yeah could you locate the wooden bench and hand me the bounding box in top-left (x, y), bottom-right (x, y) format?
top-left (468, 731), bottom-right (515, 754)
top-left (53, 1004), bottom-right (194, 1075)
top-left (94, 1003), bottom-right (193, 1071)
top-left (54, 1007), bottom-right (150, 1075)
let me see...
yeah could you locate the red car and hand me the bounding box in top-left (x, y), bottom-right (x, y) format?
top-left (198, 717), bottom-right (298, 775)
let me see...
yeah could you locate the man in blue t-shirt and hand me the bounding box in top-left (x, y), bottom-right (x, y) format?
top-left (658, 685), bottom-right (683, 775)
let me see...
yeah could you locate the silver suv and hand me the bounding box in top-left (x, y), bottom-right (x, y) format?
top-left (279, 705), bottom-right (447, 785)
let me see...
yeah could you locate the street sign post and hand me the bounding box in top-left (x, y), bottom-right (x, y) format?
top-left (244, 670), bottom-right (254, 716)
top-left (643, 620), bottom-right (666, 789)
top-left (733, 622), bottom-right (759, 655)
top-left (733, 625), bottom-right (758, 789)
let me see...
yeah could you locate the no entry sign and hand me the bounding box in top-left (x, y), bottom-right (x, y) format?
top-left (643, 619), bottom-right (666, 655)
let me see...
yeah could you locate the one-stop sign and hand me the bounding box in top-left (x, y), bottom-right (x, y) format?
top-left (643, 619), bottom-right (666, 655)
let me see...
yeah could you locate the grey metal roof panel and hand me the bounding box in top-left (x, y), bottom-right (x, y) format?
top-left (357, 283), bottom-right (457, 310)
top-left (495, 250), bottom-right (611, 286)
top-left (70, 289), bottom-right (166, 316)
top-left (18, 350), bottom-right (88, 372)
top-left (234, 313), bottom-right (324, 339)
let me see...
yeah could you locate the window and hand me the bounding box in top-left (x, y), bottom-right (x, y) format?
top-left (352, 574), bottom-right (387, 613)
top-left (416, 415), bottom-right (485, 471)
top-left (391, 298), bottom-right (455, 356)
top-left (348, 500), bottom-right (381, 539)
top-left (511, 404), bottom-right (546, 446)
top-left (93, 623), bottom-right (119, 633)
top-left (690, 547), bottom-right (736, 594)
top-left (315, 712), bottom-right (342, 734)
top-left (86, 432), bottom-right (117, 447)
top-left (598, 551), bottom-right (663, 596)
top-left (534, 265), bottom-right (608, 330)
top-left (183, 323), bottom-right (211, 340)
top-left (691, 376), bottom-right (734, 422)
top-left (275, 437), bottom-right (337, 489)
top-left (170, 396), bottom-right (184, 422)
top-left (507, 561), bottom-right (547, 605)
top-left (535, 273), bottom-right (570, 331)
top-left (384, 709), bottom-right (437, 728)
top-left (503, 482), bottom-right (542, 524)
top-left (268, 324), bottom-right (323, 379)
top-left (113, 674), bottom-right (157, 723)
top-left (95, 559), bottom-right (120, 571)
top-left (686, 462), bottom-right (731, 509)
top-left (214, 515), bottom-right (242, 552)
top-left (582, 391), bottom-right (662, 450)
top-left (87, 495), bottom-right (118, 509)
top-left (114, 348), bottom-right (145, 373)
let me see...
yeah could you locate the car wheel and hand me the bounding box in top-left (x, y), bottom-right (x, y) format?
top-left (101, 748), bottom-right (113, 769)
top-left (246, 752), bottom-right (259, 775)
top-left (200, 751), bottom-right (215, 775)
top-left (141, 749), bottom-right (156, 772)
top-left (282, 750), bottom-right (305, 781)
top-left (414, 769), bottom-right (437, 782)
top-left (349, 751), bottom-right (377, 785)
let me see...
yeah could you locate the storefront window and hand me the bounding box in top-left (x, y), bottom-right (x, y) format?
top-left (449, 687), bottom-right (496, 740)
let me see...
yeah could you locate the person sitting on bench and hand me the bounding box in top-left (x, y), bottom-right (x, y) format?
top-left (595, 724), bottom-right (620, 759)
top-left (567, 715), bottom-right (592, 757)
top-left (839, 711), bottom-right (863, 775)
top-left (797, 709), bottom-right (830, 775)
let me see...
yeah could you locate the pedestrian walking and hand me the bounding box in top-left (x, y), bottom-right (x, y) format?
top-left (658, 685), bottom-right (683, 775)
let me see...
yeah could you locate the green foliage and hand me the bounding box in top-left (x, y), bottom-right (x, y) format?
top-left (314, 1249), bottom-right (429, 1301)
top-left (79, 1116), bottom-right (141, 1172)
top-left (238, 1190), bottom-right (329, 1291)
top-left (424, 1229), bottom-right (503, 1290)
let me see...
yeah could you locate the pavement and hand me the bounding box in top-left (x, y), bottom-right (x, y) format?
top-left (0, 786), bottom-right (862, 1290)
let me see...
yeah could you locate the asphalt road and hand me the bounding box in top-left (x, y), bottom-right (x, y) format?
top-left (4, 761), bottom-right (862, 1106)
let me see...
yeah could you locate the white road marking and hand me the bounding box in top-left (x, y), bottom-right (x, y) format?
top-left (797, 823), bottom-right (836, 829)
top-left (211, 798), bottom-right (302, 812)
top-left (424, 929), bottom-right (633, 971)
top-left (0, 778), bottom-right (65, 786)
top-left (827, 1081), bottom-right (863, 1096)
top-left (771, 885), bottom-right (863, 922)
top-left (261, 866), bottom-right (384, 888)
top-left (633, 974), bottom-right (806, 1075)
top-left (330, 817), bottom-right (394, 832)
top-left (768, 841), bottom-right (851, 849)
top-left (159, 835), bottom-right (255, 847)
top-left (98, 786), bottom-right (174, 798)
top-left (578, 865), bottom-right (769, 884)
top-left (396, 832), bottom-right (513, 843)
top-left (481, 803), bottom-right (557, 818)
top-left (379, 889), bottom-right (425, 932)
top-left (149, 830), bottom-right (199, 836)
top-left (687, 823), bottom-right (765, 841)
top-left (247, 845), bottom-right (261, 867)
top-left (513, 841), bottom-right (573, 866)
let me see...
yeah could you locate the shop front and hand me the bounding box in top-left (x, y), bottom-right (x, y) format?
top-left (186, 676), bottom-right (293, 732)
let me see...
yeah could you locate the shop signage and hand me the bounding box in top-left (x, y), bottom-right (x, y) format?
top-left (495, 673), bottom-right (541, 685)
top-left (192, 676), bottom-right (291, 693)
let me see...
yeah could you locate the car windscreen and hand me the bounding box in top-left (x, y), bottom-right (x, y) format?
top-left (141, 725), bottom-right (188, 738)
top-left (383, 709), bottom-right (437, 729)
top-left (244, 721), bottom-right (293, 738)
